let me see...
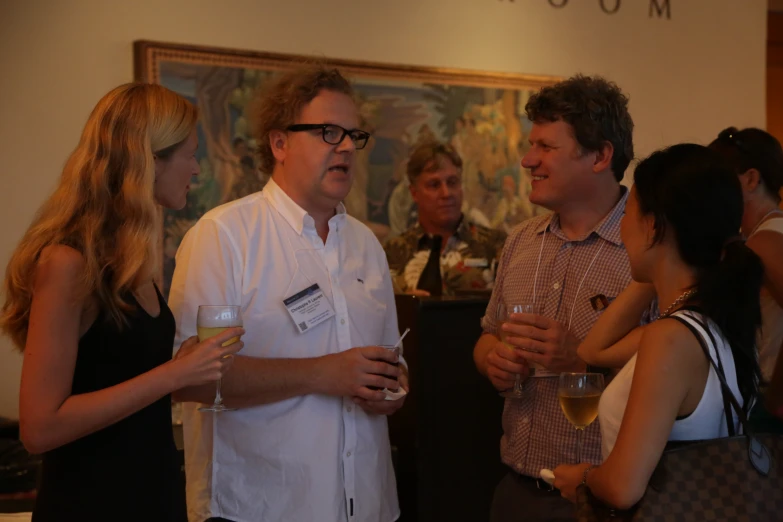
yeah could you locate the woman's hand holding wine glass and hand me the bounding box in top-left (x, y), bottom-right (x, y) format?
top-left (173, 326), bottom-right (244, 387)
top-left (194, 305), bottom-right (244, 412)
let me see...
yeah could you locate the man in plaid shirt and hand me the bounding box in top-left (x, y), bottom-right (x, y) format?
top-left (473, 75), bottom-right (636, 522)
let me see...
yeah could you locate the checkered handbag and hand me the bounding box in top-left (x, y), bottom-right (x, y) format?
top-left (576, 315), bottom-right (783, 522)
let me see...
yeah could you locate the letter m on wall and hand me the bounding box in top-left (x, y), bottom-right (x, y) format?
top-left (650, 0), bottom-right (671, 19)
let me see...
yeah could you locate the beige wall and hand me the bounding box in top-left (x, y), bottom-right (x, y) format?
top-left (0, 0), bottom-right (768, 419)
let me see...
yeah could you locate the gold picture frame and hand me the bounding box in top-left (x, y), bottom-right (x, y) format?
top-left (133, 40), bottom-right (558, 294)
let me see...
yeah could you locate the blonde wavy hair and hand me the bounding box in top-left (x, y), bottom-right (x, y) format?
top-left (1, 83), bottom-right (198, 350)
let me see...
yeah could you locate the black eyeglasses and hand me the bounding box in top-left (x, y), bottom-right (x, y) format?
top-left (286, 124), bottom-right (371, 150)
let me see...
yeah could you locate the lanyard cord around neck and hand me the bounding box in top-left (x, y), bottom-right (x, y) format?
top-left (531, 227), bottom-right (548, 307)
top-left (531, 225), bottom-right (607, 331)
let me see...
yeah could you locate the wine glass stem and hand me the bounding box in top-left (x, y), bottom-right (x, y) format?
top-left (576, 427), bottom-right (584, 463)
top-left (214, 378), bottom-right (224, 406)
top-left (514, 374), bottom-right (523, 393)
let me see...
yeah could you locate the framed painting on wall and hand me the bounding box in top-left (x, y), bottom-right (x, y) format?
top-left (133, 40), bottom-right (558, 295)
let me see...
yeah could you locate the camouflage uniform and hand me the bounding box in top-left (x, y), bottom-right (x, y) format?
top-left (384, 216), bottom-right (507, 296)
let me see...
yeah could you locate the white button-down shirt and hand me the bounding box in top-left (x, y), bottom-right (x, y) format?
top-left (168, 179), bottom-right (401, 522)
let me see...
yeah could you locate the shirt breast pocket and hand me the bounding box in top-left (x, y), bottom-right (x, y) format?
top-left (346, 275), bottom-right (388, 347)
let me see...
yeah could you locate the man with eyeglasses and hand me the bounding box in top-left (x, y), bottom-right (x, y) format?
top-left (168, 64), bottom-right (405, 522)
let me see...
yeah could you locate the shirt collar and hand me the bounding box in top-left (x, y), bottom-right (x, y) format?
top-left (534, 186), bottom-right (627, 246)
top-left (415, 214), bottom-right (466, 249)
top-left (262, 178), bottom-right (346, 236)
top-left (454, 215), bottom-right (471, 239)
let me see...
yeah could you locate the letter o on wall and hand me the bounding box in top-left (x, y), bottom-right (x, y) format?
top-left (600, 0), bottom-right (621, 14)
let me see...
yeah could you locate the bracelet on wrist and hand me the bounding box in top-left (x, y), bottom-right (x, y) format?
top-left (581, 464), bottom-right (597, 487)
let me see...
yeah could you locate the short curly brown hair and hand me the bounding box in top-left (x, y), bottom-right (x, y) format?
top-left (250, 63), bottom-right (355, 174)
top-left (525, 75), bottom-right (634, 182)
top-left (406, 141), bottom-right (463, 185)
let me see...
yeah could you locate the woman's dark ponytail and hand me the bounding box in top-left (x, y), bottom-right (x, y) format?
top-left (696, 240), bottom-right (763, 406)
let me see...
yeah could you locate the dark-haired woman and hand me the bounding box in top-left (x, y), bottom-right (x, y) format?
top-left (552, 144), bottom-right (762, 509)
top-left (709, 127), bottom-right (783, 430)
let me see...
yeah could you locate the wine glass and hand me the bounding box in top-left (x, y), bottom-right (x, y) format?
top-left (197, 305), bottom-right (242, 413)
top-left (498, 302), bottom-right (536, 399)
top-left (558, 372), bottom-right (604, 462)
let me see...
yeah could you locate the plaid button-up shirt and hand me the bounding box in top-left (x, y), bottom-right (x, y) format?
top-left (481, 188), bottom-right (634, 477)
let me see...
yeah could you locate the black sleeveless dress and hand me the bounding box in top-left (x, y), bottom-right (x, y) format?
top-left (32, 286), bottom-right (187, 522)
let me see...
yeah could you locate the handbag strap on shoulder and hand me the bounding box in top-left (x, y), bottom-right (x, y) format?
top-left (667, 312), bottom-right (772, 476)
top-left (667, 313), bottom-right (746, 434)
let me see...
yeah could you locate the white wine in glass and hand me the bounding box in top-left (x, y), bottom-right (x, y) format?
top-left (558, 372), bottom-right (604, 462)
top-left (498, 302), bottom-right (536, 399)
top-left (197, 305), bottom-right (242, 413)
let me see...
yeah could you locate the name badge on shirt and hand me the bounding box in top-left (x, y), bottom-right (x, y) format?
top-left (531, 366), bottom-right (559, 378)
top-left (520, 350), bottom-right (559, 378)
top-left (463, 257), bottom-right (489, 268)
top-left (283, 283), bottom-right (335, 334)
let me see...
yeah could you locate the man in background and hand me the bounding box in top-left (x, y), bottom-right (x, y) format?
top-left (384, 141), bottom-right (506, 296)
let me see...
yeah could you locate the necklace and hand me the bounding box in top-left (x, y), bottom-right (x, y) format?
top-left (659, 288), bottom-right (697, 318)
top-left (749, 208), bottom-right (783, 237)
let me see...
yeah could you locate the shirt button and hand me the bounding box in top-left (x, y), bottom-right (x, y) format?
top-left (346, 452), bottom-right (352, 457)
top-left (553, 282), bottom-right (561, 290)
top-left (347, 406), bottom-right (352, 412)
top-left (341, 319), bottom-right (346, 325)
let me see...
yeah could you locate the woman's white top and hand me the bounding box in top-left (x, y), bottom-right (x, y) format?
top-left (598, 310), bottom-right (742, 460)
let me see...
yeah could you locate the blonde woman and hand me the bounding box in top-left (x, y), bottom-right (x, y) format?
top-left (1, 84), bottom-right (243, 522)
